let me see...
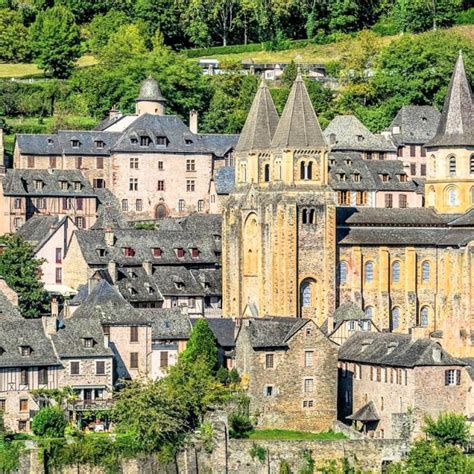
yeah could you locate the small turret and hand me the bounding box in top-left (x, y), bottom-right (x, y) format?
top-left (135, 76), bottom-right (167, 116)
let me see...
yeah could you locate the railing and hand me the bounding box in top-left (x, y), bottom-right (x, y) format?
top-left (67, 399), bottom-right (114, 411)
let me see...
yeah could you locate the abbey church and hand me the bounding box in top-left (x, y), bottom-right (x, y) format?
top-left (223, 53), bottom-right (474, 358)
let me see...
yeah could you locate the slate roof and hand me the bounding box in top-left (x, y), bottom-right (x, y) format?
top-left (339, 332), bottom-right (464, 368)
top-left (334, 303), bottom-right (366, 322)
top-left (189, 268), bottom-right (222, 295)
top-left (192, 318), bottom-right (236, 347)
top-left (0, 287), bottom-right (22, 320)
top-left (115, 267), bottom-right (164, 303)
top-left (324, 115), bottom-right (396, 152)
top-left (18, 215), bottom-right (72, 252)
top-left (243, 317), bottom-right (311, 349)
top-left (140, 308), bottom-right (191, 340)
top-left (236, 80), bottom-right (279, 152)
top-left (460, 358), bottom-right (474, 380)
top-left (347, 401), bottom-right (380, 421)
top-left (271, 74), bottom-right (327, 149)
top-left (214, 166), bottom-right (235, 195)
top-left (387, 106), bottom-right (440, 145)
top-left (136, 76), bottom-right (166, 103)
top-left (427, 52), bottom-right (474, 147)
top-left (51, 318), bottom-right (113, 358)
top-left (0, 319), bottom-right (60, 368)
top-left (3, 169), bottom-right (96, 197)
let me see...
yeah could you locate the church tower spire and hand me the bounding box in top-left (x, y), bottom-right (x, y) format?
top-left (425, 53), bottom-right (474, 214)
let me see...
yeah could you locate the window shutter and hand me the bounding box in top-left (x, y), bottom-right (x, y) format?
top-left (456, 369), bottom-right (461, 385)
top-left (445, 370), bottom-right (449, 386)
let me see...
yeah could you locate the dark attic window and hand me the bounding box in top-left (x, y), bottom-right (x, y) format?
top-left (95, 140), bottom-right (105, 149)
top-left (123, 247), bottom-right (136, 257)
top-left (83, 338), bottom-right (94, 348)
top-left (152, 247), bottom-right (162, 257)
top-left (185, 138), bottom-right (193, 145)
top-left (71, 139), bottom-right (80, 148)
top-left (176, 248), bottom-right (185, 258)
top-left (19, 346), bottom-right (31, 356)
top-left (131, 137), bottom-right (138, 145)
top-left (191, 247), bottom-right (199, 258)
top-left (140, 136), bottom-right (151, 146)
top-left (97, 248), bottom-right (107, 257)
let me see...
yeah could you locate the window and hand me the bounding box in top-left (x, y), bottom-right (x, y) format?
top-left (301, 281), bottom-right (312, 307)
top-left (62, 198), bottom-right (71, 210)
top-left (123, 247), bottom-right (135, 257)
top-left (34, 180), bottom-right (43, 191)
top-left (422, 261), bottom-right (430, 282)
top-left (365, 306), bottom-right (373, 319)
top-left (55, 268), bottom-right (62, 284)
top-left (198, 200), bottom-right (204, 212)
top-left (338, 261), bottom-right (348, 284)
top-left (130, 352), bottom-right (139, 369)
top-left (70, 361), bottom-right (80, 375)
top-left (83, 338), bottom-right (94, 348)
top-left (338, 191), bottom-right (350, 206)
top-left (391, 261), bottom-right (401, 284)
top-left (445, 369), bottom-right (461, 386)
top-left (158, 161), bottom-right (164, 170)
top-left (264, 385), bottom-right (274, 397)
top-left (420, 146), bottom-right (426, 158)
top-left (391, 307), bottom-right (400, 331)
top-left (191, 248), bottom-right (199, 258)
top-left (130, 326), bottom-right (139, 343)
top-left (19, 399), bottom-right (28, 412)
top-left (397, 147), bottom-right (403, 158)
top-left (347, 321), bottom-right (356, 331)
top-left (303, 400), bottom-right (314, 408)
top-left (447, 186), bottom-right (458, 206)
top-left (93, 178), bottom-right (105, 188)
top-left (14, 218), bottom-right (23, 229)
top-left (76, 197), bottom-right (83, 210)
top-left (176, 248), bottom-right (185, 258)
top-left (186, 159), bottom-right (195, 172)
top-left (385, 194), bottom-right (393, 208)
top-left (367, 152), bottom-right (373, 160)
top-left (37, 367), bottom-right (48, 385)
top-left (122, 199), bottom-right (128, 211)
top-left (410, 145), bottom-right (416, 156)
top-left (75, 217), bottom-right (84, 229)
top-left (103, 326), bottom-right (110, 337)
top-left (379, 152), bottom-right (385, 161)
top-left (303, 378), bottom-right (314, 393)
top-left (420, 164), bottom-right (426, 176)
top-left (420, 306), bottom-right (429, 328)
top-left (14, 198), bottom-right (21, 209)
top-left (95, 140), bottom-right (105, 149)
top-left (153, 247), bottom-right (162, 257)
top-left (20, 346), bottom-right (31, 356)
top-left (49, 156), bottom-right (56, 168)
top-left (186, 180), bottom-right (195, 192)
top-left (35, 197), bottom-right (45, 209)
top-left (129, 178), bottom-right (138, 191)
top-left (136, 199), bottom-right (143, 212)
top-left (381, 174), bottom-right (390, 182)
top-left (27, 156), bottom-right (35, 168)
top-left (364, 261), bottom-right (374, 283)
top-left (178, 199), bottom-right (185, 212)
top-left (264, 164), bottom-right (270, 182)
top-left (95, 157), bottom-right (104, 169)
top-left (160, 351), bottom-right (169, 368)
top-left (130, 157), bottom-right (139, 169)
top-left (410, 163), bottom-right (416, 175)
top-left (188, 297), bottom-right (195, 308)
top-left (156, 136), bottom-right (167, 146)
top-left (75, 156), bottom-right (82, 169)
top-left (356, 191), bottom-right (367, 206)
top-left (140, 136), bottom-right (151, 146)
top-left (352, 173), bottom-right (361, 183)
top-left (470, 155), bottom-right (474, 174)
top-left (304, 351), bottom-right (313, 368)
top-left (399, 194), bottom-right (408, 208)
top-left (18, 420), bottom-right (27, 431)
top-left (0, 400), bottom-right (5, 411)
top-left (157, 180), bottom-right (165, 191)
top-left (20, 368), bottom-right (29, 386)
top-left (449, 156), bottom-right (456, 176)
top-left (265, 354), bottom-right (274, 369)
top-left (96, 361), bottom-right (105, 375)
top-left (354, 364), bottom-right (361, 380)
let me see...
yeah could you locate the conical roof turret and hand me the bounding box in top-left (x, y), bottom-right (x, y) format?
top-left (235, 80), bottom-right (279, 152)
top-left (427, 52), bottom-right (473, 147)
top-left (136, 76), bottom-right (166, 103)
top-left (271, 74), bottom-right (326, 149)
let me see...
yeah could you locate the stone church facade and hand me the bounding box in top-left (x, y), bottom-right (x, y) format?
top-left (223, 54), bottom-right (474, 358)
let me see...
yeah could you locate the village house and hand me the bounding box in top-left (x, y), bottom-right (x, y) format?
top-left (14, 77), bottom-right (238, 220)
top-left (235, 317), bottom-right (338, 432)
top-left (338, 332), bottom-right (468, 439)
top-left (0, 169), bottom-right (98, 234)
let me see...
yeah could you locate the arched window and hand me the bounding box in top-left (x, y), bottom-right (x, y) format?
top-left (364, 261), bottom-right (374, 283)
top-left (449, 156), bottom-right (456, 176)
top-left (264, 164), bottom-right (270, 182)
top-left (420, 306), bottom-right (429, 328)
top-left (338, 261), bottom-right (348, 284)
top-left (421, 261), bottom-right (430, 282)
top-left (307, 161), bottom-right (313, 180)
top-left (300, 279), bottom-right (315, 308)
top-left (446, 186), bottom-right (458, 206)
top-left (391, 261), bottom-right (401, 284)
top-left (300, 161), bottom-right (306, 180)
top-left (302, 209), bottom-right (308, 224)
top-left (241, 163), bottom-right (247, 182)
top-left (470, 155), bottom-right (474, 175)
top-left (390, 307), bottom-right (400, 331)
top-left (308, 209), bottom-right (315, 224)
top-left (243, 214), bottom-right (258, 276)
top-left (275, 161), bottom-right (282, 180)
top-left (365, 306), bottom-right (373, 319)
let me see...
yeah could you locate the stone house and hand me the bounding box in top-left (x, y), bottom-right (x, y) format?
top-left (17, 215), bottom-right (77, 294)
top-left (0, 169), bottom-right (98, 234)
top-left (14, 77), bottom-right (238, 220)
top-left (338, 332), bottom-right (468, 439)
top-left (386, 105), bottom-right (440, 178)
top-left (235, 317), bottom-right (338, 432)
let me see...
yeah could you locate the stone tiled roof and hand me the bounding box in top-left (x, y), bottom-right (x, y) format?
top-left (334, 303), bottom-right (366, 322)
top-left (347, 401), bottom-right (380, 421)
top-left (0, 288), bottom-right (22, 320)
top-left (339, 332), bottom-right (464, 368)
top-left (0, 319), bottom-right (60, 368)
top-left (152, 266), bottom-right (205, 296)
top-left (189, 268), bottom-right (222, 295)
top-left (214, 166), bottom-right (235, 194)
top-left (387, 106), bottom-right (440, 145)
top-left (460, 358), bottom-right (474, 380)
top-left (448, 209), bottom-right (474, 226)
top-left (324, 115), bottom-right (396, 152)
top-left (192, 318), bottom-right (235, 347)
top-left (271, 75), bottom-right (327, 149)
top-left (136, 76), bottom-right (166, 102)
top-left (18, 215), bottom-right (71, 252)
top-left (140, 308), bottom-right (191, 340)
top-left (236, 80), bottom-right (279, 152)
top-left (115, 267), bottom-right (164, 303)
top-left (427, 52), bottom-right (474, 147)
top-left (3, 169), bottom-right (96, 197)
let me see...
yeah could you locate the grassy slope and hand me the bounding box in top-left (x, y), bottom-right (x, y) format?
top-left (196, 25), bottom-right (473, 64)
top-left (247, 429), bottom-right (346, 441)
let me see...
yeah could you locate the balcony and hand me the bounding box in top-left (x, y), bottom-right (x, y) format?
top-left (67, 399), bottom-right (114, 412)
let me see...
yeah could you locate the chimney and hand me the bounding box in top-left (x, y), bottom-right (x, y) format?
top-left (109, 105), bottom-right (120, 120)
top-left (51, 297), bottom-right (58, 318)
top-left (143, 260), bottom-right (153, 277)
top-left (108, 260), bottom-right (117, 284)
top-left (189, 110), bottom-right (198, 134)
top-left (42, 297), bottom-right (59, 336)
top-left (63, 300), bottom-right (71, 319)
top-left (88, 276), bottom-right (98, 294)
top-left (104, 227), bottom-right (114, 247)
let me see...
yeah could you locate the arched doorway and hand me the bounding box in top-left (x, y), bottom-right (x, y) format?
top-left (155, 204), bottom-right (168, 219)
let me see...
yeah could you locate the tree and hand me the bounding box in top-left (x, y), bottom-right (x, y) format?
top-left (423, 412), bottom-right (470, 448)
top-left (181, 319), bottom-right (219, 372)
top-left (29, 5), bottom-right (82, 78)
top-left (31, 407), bottom-right (67, 438)
top-left (88, 10), bottom-right (129, 55)
top-left (0, 9), bottom-right (30, 62)
top-left (280, 61), bottom-right (298, 87)
top-left (0, 234), bottom-right (50, 318)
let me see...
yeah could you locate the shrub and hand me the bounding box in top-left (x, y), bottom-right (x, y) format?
top-left (228, 368), bottom-right (241, 384)
top-left (279, 458), bottom-right (291, 473)
top-left (423, 412), bottom-right (469, 448)
top-left (229, 412), bottom-right (253, 439)
top-left (31, 407), bottom-right (67, 438)
top-left (456, 8), bottom-right (474, 25)
top-left (248, 443), bottom-right (266, 463)
top-left (216, 367), bottom-right (229, 385)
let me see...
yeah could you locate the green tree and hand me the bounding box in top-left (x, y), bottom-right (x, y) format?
top-left (280, 61), bottom-right (298, 87)
top-left (181, 319), bottom-right (219, 372)
top-left (423, 412), bottom-right (470, 448)
top-left (29, 5), bottom-right (82, 78)
top-left (0, 234), bottom-right (49, 318)
top-left (88, 10), bottom-right (129, 55)
top-left (63, 0), bottom-right (112, 23)
top-left (31, 407), bottom-right (67, 438)
top-left (0, 9), bottom-right (30, 62)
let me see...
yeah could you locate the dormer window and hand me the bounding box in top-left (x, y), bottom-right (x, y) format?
top-left (97, 248), bottom-right (107, 257)
top-left (34, 180), bottom-right (44, 191)
top-left (421, 116), bottom-right (427, 123)
top-left (83, 338), bottom-right (94, 348)
top-left (156, 136), bottom-right (167, 147)
top-left (175, 281), bottom-right (185, 290)
top-left (176, 248), bottom-right (185, 258)
top-left (128, 287), bottom-right (137, 295)
top-left (357, 135), bottom-right (364, 142)
top-left (204, 281), bottom-right (211, 289)
top-left (353, 173), bottom-right (361, 182)
top-left (140, 136), bottom-right (151, 147)
top-left (145, 284), bottom-right (154, 295)
top-left (381, 173), bottom-right (390, 182)
top-left (339, 173), bottom-right (346, 182)
top-left (345, 158), bottom-right (352, 165)
top-left (329, 158), bottom-right (336, 166)
top-left (20, 346), bottom-right (31, 356)
top-left (127, 269), bottom-right (137, 279)
top-left (73, 181), bottom-right (82, 191)
top-left (60, 181), bottom-right (68, 190)
top-left (213, 234), bottom-right (221, 241)
top-left (131, 137), bottom-right (138, 145)
top-left (123, 247), bottom-right (135, 257)
top-left (71, 139), bottom-right (80, 148)
top-left (47, 138), bottom-right (53, 145)
top-left (152, 248), bottom-right (162, 257)
top-left (191, 248), bottom-right (199, 258)
top-left (399, 174), bottom-right (408, 182)
top-left (185, 139), bottom-right (193, 145)
top-left (95, 140), bottom-right (105, 149)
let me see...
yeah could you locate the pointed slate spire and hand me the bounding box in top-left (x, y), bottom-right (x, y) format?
top-left (235, 80), bottom-right (279, 152)
top-left (271, 74), bottom-right (327, 149)
top-left (428, 52), bottom-right (473, 147)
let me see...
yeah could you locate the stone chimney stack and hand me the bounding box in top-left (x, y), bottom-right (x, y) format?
top-left (189, 110), bottom-right (198, 134)
top-left (104, 227), bottom-right (115, 247)
top-left (109, 105), bottom-right (120, 120)
top-left (42, 297), bottom-right (59, 335)
top-left (143, 260), bottom-right (153, 277)
top-left (51, 297), bottom-right (59, 318)
top-left (108, 260), bottom-right (117, 284)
